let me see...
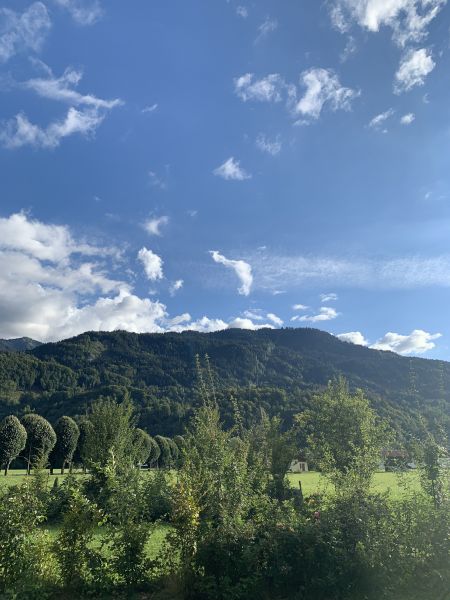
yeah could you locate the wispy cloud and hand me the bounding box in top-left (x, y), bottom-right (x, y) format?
top-left (330, 0), bottom-right (446, 47)
top-left (169, 279), bottom-right (183, 296)
top-left (143, 216), bottom-right (169, 236)
top-left (0, 2), bottom-right (51, 63)
top-left (236, 6), bottom-right (248, 18)
top-left (247, 252), bottom-right (450, 292)
top-left (299, 307), bottom-right (339, 323)
top-left (234, 73), bottom-right (284, 103)
top-left (210, 250), bottom-right (253, 295)
top-left (400, 112), bottom-right (415, 125)
top-left (53, 0), bottom-right (104, 26)
top-left (395, 48), bottom-right (435, 93)
top-left (0, 108), bottom-right (105, 149)
top-left (320, 292), bottom-right (338, 302)
top-left (368, 108), bottom-right (395, 130)
top-left (255, 17), bottom-right (278, 43)
top-left (22, 65), bottom-right (122, 109)
top-left (213, 157), bottom-right (251, 181)
top-left (256, 133), bottom-right (282, 155)
top-left (142, 103), bottom-right (158, 114)
top-left (294, 68), bottom-right (360, 121)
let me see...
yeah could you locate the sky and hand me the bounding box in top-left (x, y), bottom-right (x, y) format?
top-left (1, 0), bottom-right (450, 358)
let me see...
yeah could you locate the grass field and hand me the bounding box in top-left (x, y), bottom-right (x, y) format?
top-left (1, 469), bottom-right (420, 499)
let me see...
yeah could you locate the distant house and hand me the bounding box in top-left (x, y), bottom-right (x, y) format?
top-left (289, 459), bottom-right (308, 473)
top-left (380, 450), bottom-right (416, 472)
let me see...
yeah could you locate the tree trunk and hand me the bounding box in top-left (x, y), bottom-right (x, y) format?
top-left (50, 467), bottom-right (54, 475)
top-left (61, 465), bottom-right (65, 475)
top-left (4, 462), bottom-right (9, 476)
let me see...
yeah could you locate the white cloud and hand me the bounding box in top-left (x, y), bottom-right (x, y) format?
top-left (368, 108), bottom-right (395, 130)
top-left (53, 0), bottom-right (103, 26)
top-left (137, 247), bottom-right (163, 282)
top-left (22, 66), bottom-right (122, 109)
top-left (395, 48), bottom-right (435, 93)
top-left (292, 303), bottom-right (309, 311)
top-left (330, 0), bottom-right (446, 47)
top-left (142, 103), bottom-right (158, 114)
top-left (148, 168), bottom-right (168, 190)
top-left (0, 2), bottom-right (51, 63)
top-left (400, 112), bottom-right (415, 124)
top-left (0, 107), bottom-right (105, 149)
top-left (256, 133), bottom-right (282, 155)
top-left (210, 250), bottom-right (253, 295)
top-left (337, 331), bottom-right (369, 346)
top-left (236, 6), bottom-right (248, 18)
top-left (295, 68), bottom-right (359, 120)
top-left (169, 279), bottom-right (184, 296)
top-left (320, 292), bottom-right (338, 302)
top-left (228, 317), bottom-right (274, 330)
top-left (266, 312), bottom-right (283, 326)
top-left (213, 157), bottom-right (251, 181)
top-left (234, 73), bottom-right (284, 103)
top-left (255, 17), bottom-right (278, 43)
top-left (299, 307), bottom-right (339, 323)
top-left (246, 252), bottom-right (450, 292)
top-left (143, 216), bottom-right (169, 236)
top-left (371, 329), bottom-right (441, 355)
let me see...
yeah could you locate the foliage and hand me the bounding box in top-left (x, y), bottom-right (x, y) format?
top-left (0, 415), bottom-right (27, 475)
top-left (0, 477), bottom-right (54, 598)
top-left (297, 378), bottom-right (390, 490)
top-left (50, 415), bottom-right (80, 473)
top-left (21, 413), bottom-right (56, 473)
top-left (133, 427), bottom-right (153, 465)
top-left (155, 435), bottom-right (172, 468)
top-left (82, 394), bottom-right (136, 468)
top-left (1, 328), bottom-right (449, 441)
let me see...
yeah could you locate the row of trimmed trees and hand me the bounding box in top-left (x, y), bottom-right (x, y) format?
top-left (0, 411), bottom-right (183, 475)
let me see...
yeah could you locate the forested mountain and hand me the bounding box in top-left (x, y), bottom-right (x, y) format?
top-left (0, 328), bottom-right (448, 439)
top-left (0, 337), bottom-right (42, 352)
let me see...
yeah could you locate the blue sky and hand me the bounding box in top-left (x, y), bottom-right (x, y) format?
top-left (1, 0), bottom-right (450, 358)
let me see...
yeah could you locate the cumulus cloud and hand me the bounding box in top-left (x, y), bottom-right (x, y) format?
top-left (395, 48), bottom-right (435, 93)
top-left (292, 303), bottom-right (309, 311)
top-left (210, 250), bottom-right (253, 296)
top-left (400, 112), bottom-right (415, 124)
top-left (299, 307), bottom-right (339, 323)
top-left (368, 108), bottom-right (395, 130)
top-left (137, 247), bottom-right (163, 282)
top-left (143, 216), bottom-right (169, 236)
top-left (371, 329), bottom-right (441, 355)
top-left (22, 65), bottom-right (122, 109)
top-left (169, 279), bottom-right (184, 296)
top-left (53, 0), bottom-right (104, 26)
top-left (294, 68), bottom-right (359, 120)
top-left (330, 0), bottom-right (446, 47)
top-left (228, 317), bottom-right (274, 330)
top-left (234, 73), bottom-right (284, 102)
top-left (0, 2), bottom-right (51, 63)
top-left (337, 331), bottom-right (369, 346)
top-left (0, 107), bottom-right (105, 149)
top-left (213, 157), bottom-right (251, 181)
top-left (256, 133), bottom-right (282, 155)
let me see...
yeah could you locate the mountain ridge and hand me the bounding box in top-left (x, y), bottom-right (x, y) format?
top-left (0, 328), bottom-right (448, 439)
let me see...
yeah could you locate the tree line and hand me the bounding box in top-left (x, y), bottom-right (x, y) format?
top-left (0, 397), bottom-right (183, 476)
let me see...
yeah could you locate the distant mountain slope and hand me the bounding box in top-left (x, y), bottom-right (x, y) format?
top-left (0, 337), bottom-right (42, 352)
top-left (0, 328), bottom-right (448, 438)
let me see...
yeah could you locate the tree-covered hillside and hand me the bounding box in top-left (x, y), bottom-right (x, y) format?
top-left (0, 337), bottom-right (42, 352)
top-left (0, 328), bottom-right (448, 439)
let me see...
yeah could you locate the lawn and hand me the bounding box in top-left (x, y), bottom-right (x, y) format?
top-left (1, 469), bottom-right (420, 500)
top-left (288, 470), bottom-right (420, 500)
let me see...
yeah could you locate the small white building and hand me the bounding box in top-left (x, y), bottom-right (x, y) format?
top-left (289, 459), bottom-right (308, 473)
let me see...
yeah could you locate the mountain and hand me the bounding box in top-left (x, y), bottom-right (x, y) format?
top-left (0, 328), bottom-right (448, 439)
top-left (0, 337), bottom-right (42, 352)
